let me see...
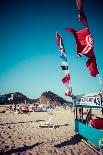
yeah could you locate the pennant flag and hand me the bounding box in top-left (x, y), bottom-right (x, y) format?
top-left (75, 0), bottom-right (88, 27)
top-left (56, 32), bottom-right (61, 46)
top-left (66, 27), bottom-right (94, 58)
top-left (65, 88), bottom-right (72, 97)
top-left (62, 74), bottom-right (70, 84)
top-left (66, 27), bottom-right (99, 77)
top-left (61, 66), bottom-right (68, 70)
top-left (61, 61), bottom-right (68, 66)
top-left (56, 32), bottom-right (72, 97)
top-left (61, 61), bottom-right (68, 70)
top-left (56, 32), bottom-right (65, 53)
top-left (86, 56), bottom-right (99, 77)
top-left (60, 54), bottom-right (67, 62)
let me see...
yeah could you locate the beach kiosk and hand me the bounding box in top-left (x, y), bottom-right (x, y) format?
top-left (74, 93), bottom-right (103, 152)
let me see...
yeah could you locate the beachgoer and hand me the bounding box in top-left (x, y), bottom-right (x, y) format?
top-left (14, 105), bottom-right (16, 112)
top-left (10, 105), bottom-right (12, 113)
top-left (79, 108), bottom-right (82, 119)
top-left (86, 109), bottom-right (92, 125)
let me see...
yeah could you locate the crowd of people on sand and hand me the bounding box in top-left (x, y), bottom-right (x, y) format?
top-left (0, 104), bottom-right (71, 115)
top-left (0, 104), bottom-right (34, 114)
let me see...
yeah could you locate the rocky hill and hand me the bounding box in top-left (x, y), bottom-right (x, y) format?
top-left (39, 91), bottom-right (68, 105)
top-left (0, 91), bottom-right (69, 105)
top-left (0, 92), bottom-right (38, 105)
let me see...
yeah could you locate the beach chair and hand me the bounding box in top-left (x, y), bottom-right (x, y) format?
top-left (36, 114), bottom-right (55, 128)
top-left (36, 115), bottom-right (55, 128)
top-left (31, 111), bottom-right (57, 128)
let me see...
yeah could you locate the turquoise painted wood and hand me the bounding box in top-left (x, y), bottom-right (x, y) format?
top-left (75, 120), bottom-right (103, 148)
top-left (74, 105), bottom-right (103, 108)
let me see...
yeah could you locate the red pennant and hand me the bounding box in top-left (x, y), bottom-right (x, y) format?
top-left (56, 32), bottom-right (61, 46)
top-left (62, 74), bottom-right (70, 84)
top-left (65, 89), bottom-right (72, 96)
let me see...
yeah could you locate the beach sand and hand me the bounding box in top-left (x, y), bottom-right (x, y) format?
top-left (0, 108), bottom-right (101, 155)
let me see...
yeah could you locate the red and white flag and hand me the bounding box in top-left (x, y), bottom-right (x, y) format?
top-left (66, 27), bottom-right (99, 77)
top-left (65, 88), bottom-right (72, 97)
top-left (56, 32), bottom-right (61, 46)
top-left (66, 27), bottom-right (94, 58)
top-left (56, 32), bottom-right (66, 57)
top-left (62, 74), bottom-right (70, 84)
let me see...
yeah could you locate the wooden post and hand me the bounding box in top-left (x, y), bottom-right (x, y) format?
top-left (98, 74), bottom-right (102, 93)
top-left (82, 106), bottom-right (83, 123)
top-left (76, 106), bottom-right (78, 119)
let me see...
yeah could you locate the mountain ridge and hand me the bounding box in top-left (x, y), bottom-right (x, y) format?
top-left (0, 91), bottom-right (69, 105)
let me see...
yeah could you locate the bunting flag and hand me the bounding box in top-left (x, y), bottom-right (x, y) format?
top-left (60, 54), bottom-right (67, 62)
top-left (56, 32), bottom-right (72, 97)
top-left (65, 88), bottom-right (72, 96)
top-left (62, 74), bottom-right (70, 84)
top-left (66, 27), bottom-right (99, 77)
top-left (61, 61), bottom-right (68, 70)
top-left (61, 66), bottom-right (68, 70)
top-left (75, 0), bottom-right (88, 27)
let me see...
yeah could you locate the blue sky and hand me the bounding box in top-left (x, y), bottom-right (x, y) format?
top-left (0, 0), bottom-right (103, 99)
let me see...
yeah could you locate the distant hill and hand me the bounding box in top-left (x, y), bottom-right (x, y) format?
top-left (0, 92), bottom-right (39, 105)
top-left (0, 92), bottom-right (29, 105)
top-left (0, 91), bottom-right (69, 106)
top-left (39, 91), bottom-right (69, 105)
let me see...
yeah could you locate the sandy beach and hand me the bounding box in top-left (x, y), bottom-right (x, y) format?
top-left (0, 108), bottom-right (101, 155)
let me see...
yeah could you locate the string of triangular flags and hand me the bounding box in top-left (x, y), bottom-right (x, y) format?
top-left (56, 32), bottom-right (72, 97)
top-left (56, 0), bottom-right (102, 97)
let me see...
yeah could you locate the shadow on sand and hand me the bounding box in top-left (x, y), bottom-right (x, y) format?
top-left (35, 123), bottom-right (69, 129)
top-left (4, 142), bottom-right (43, 155)
top-left (57, 124), bottom-right (69, 127)
top-left (54, 134), bottom-right (83, 148)
top-left (0, 120), bottom-right (45, 126)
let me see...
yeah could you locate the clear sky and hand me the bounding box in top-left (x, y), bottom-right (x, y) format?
top-left (0, 0), bottom-right (103, 99)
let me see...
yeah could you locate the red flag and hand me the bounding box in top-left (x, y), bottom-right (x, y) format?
top-left (86, 56), bottom-right (99, 77)
top-left (66, 27), bottom-right (99, 77)
top-left (56, 32), bottom-right (66, 56)
top-left (62, 74), bottom-right (70, 84)
top-left (66, 27), bottom-right (94, 58)
top-left (56, 32), bottom-right (61, 46)
top-left (76, 0), bottom-right (88, 27)
top-left (65, 88), bottom-right (72, 96)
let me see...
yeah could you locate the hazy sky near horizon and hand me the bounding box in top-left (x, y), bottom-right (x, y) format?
top-left (0, 0), bottom-right (103, 99)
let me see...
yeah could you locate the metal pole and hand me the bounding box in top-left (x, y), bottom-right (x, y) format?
top-left (98, 74), bottom-right (102, 93)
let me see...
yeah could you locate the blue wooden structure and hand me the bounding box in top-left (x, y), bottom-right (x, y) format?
top-left (74, 103), bottom-right (103, 149)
